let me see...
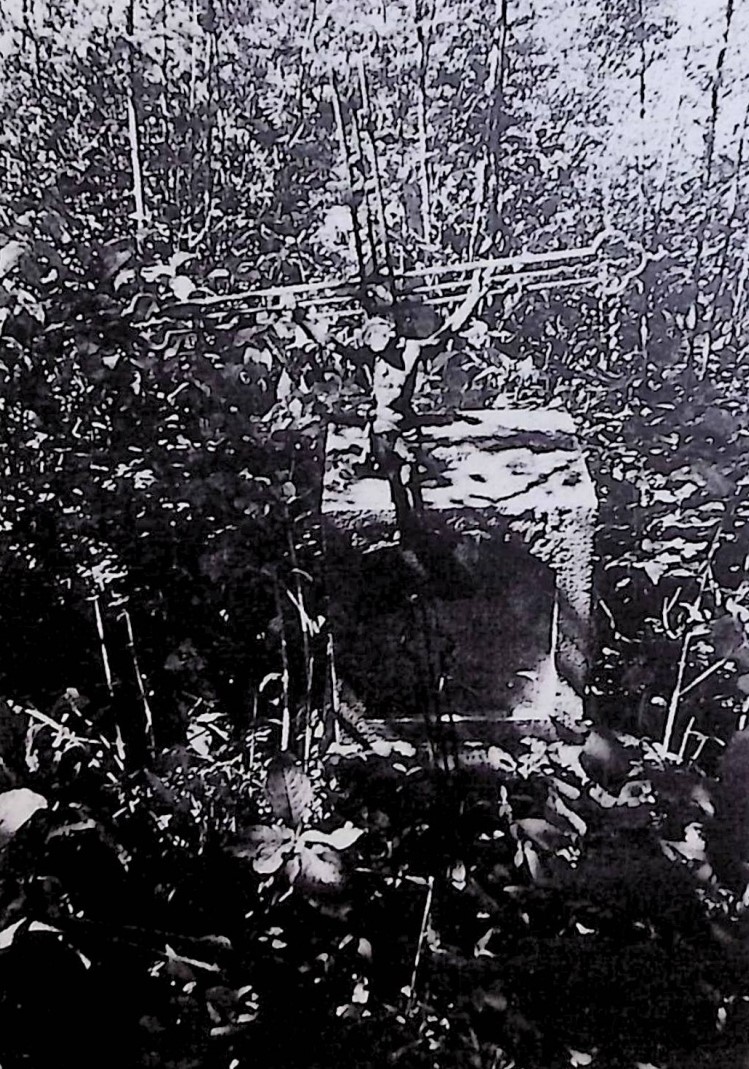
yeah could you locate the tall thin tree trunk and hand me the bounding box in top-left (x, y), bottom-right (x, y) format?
top-left (712, 112), bottom-right (746, 349)
top-left (635, 0), bottom-right (647, 237)
top-left (704, 0), bottom-right (735, 190)
top-left (201, 0), bottom-right (219, 254)
top-left (688, 0), bottom-right (735, 369)
top-left (486, 0), bottom-right (509, 245)
top-left (126, 0), bottom-right (146, 249)
top-left (653, 43), bottom-right (690, 231)
top-left (329, 74), bottom-right (367, 278)
top-left (635, 0), bottom-right (649, 378)
top-left (356, 55), bottom-right (395, 289)
top-left (414, 1), bottom-right (433, 249)
top-left (349, 101), bottom-right (382, 278)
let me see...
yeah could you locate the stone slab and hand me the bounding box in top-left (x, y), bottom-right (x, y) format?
top-left (323, 407), bottom-right (597, 740)
top-left (323, 408), bottom-right (595, 525)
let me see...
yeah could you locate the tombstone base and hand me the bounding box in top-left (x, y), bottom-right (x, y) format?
top-left (323, 408), bottom-right (597, 747)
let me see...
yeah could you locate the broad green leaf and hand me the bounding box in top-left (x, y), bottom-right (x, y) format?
top-left (243, 346), bottom-right (273, 369)
top-left (231, 824), bottom-right (293, 874)
top-left (616, 779), bottom-right (653, 808)
top-left (265, 757), bottom-right (313, 827)
top-left (293, 841), bottom-right (345, 892)
top-left (485, 745), bottom-right (517, 773)
top-left (548, 792), bottom-right (587, 837)
top-left (569, 1051), bottom-right (593, 1067)
top-left (516, 817), bottom-right (567, 852)
top-left (302, 823), bottom-right (363, 851)
top-left (276, 369), bottom-right (293, 401)
top-left (0, 240), bottom-right (27, 280)
top-left (0, 788), bottom-right (47, 845)
top-left (170, 275), bottom-right (195, 301)
top-left (0, 919), bottom-right (25, 950)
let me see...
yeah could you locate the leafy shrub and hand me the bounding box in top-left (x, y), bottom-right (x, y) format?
top-left (2, 682), bottom-right (748, 1068)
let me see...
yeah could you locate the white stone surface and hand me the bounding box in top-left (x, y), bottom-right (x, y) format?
top-left (324, 409), bottom-right (595, 523)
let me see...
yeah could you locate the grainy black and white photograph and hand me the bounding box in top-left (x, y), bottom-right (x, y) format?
top-left (0, 0), bottom-right (748, 1066)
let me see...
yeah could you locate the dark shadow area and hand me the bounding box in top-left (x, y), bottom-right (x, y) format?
top-left (326, 520), bottom-right (555, 721)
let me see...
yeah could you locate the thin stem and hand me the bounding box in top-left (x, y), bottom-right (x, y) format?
top-left (303, 654), bottom-right (315, 768)
top-left (635, 0), bottom-right (647, 235)
top-left (662, 530), bottom-right (721, 754)
top-left (690, 733), bottom-right (711, 764)
top-left (732, 244), bottom-right (749, 341)
top-left (355, 56), bottom-right (393, 283)
top-left (327, 632), bottom-right (342, 746)
top-left (467, 156), bottom-right (488, 262)
top-left (405, 875), bottom-right (435, 1015)
top-left (126, 0), bottom-right (146, 248)
top-left (349, 102), bottom-right (380, 278)
top-left (93, 595), bottom-right (114, 696)
top-left (120, 608), bottom-right (155, 758)
top-left (189, 0), bottom-right (198, 111)
top-left (654, 43), bottom-right (689, 230)
top-left (329, 73), bottom-right (368, 280)
top-left (7, 699), bottom-right (87, 744)
top-left (274, 580), bottom-right (292, 752)
top-left (296, 0), bottom-right (318, 118)
top-left (712, 109), bottom-right (748, 321)
top-left (486, 0), bottom-right (509, 240)
top-left (286, 526), bottom-right (316, 767)
top-left (287, 532), bottom-right (312, 714)
top-left (704, 0), bottom-right (735, 191)
top-left (248, 689), bottom-right (258, 776)
top-left (414, 3), bottom-right (432, 248)
top-left (688, 0), bottom-right (735, 369)
top-left (680, 656), bottom-right (729, 699)
top-left (677, 715), bottom-right (697, 763)
top-left (662, 629), bottom-right (692, 757)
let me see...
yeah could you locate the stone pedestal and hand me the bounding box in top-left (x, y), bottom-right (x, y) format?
top-left (322, 408), bottom-right (597, 745)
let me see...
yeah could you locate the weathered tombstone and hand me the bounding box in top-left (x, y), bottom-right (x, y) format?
top-left (322, 407), bottom-right (597, 746)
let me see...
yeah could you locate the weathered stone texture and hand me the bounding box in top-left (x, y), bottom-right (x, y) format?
top-left (323, 408), bottom-right (597, 739)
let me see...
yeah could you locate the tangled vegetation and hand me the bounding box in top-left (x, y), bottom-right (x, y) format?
top-left (1, 0), bottom-right (749, 1065)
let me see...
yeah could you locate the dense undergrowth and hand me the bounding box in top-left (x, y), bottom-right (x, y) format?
top-left (2, 1), bottom-right (749, 1065)
top-left (2, 693), bottom-right (749, 1069)
top-left (2, 209), bottom-right (749, 1069)
top-left (1, 211), bottom-right (749, 1069)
